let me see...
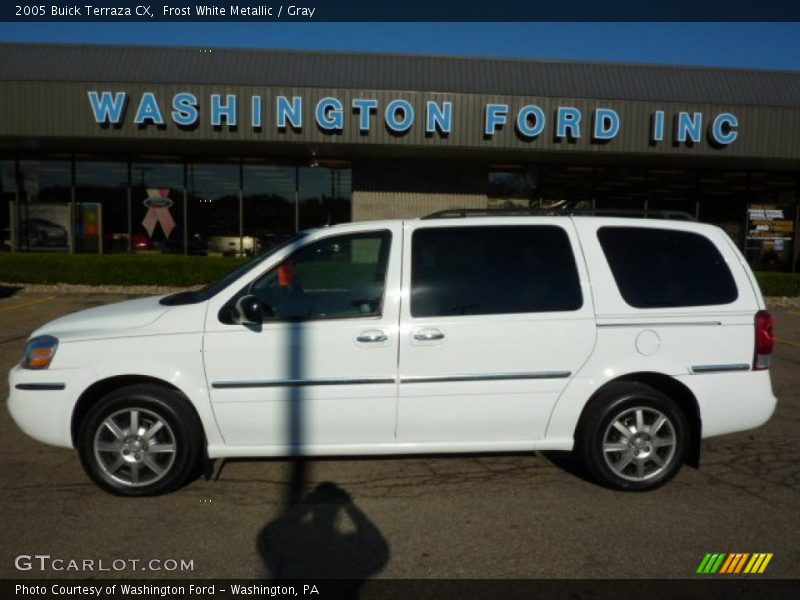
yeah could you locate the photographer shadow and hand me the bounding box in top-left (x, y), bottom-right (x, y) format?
top-left (257, 478), bottom-right (390, 595)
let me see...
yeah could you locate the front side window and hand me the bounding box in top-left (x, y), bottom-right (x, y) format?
top-left (597, 226), bottom-right (738, 308)
top-left (411, 225), bottom-right (583, 317)
top-left (250, 231), bottom-right (391, 320)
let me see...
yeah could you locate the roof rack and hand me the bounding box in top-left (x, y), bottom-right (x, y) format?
top-left (422, 208), bottom-right (697, 221)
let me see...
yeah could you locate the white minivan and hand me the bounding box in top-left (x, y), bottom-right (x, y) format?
top-left (8, 213), bottom-right (777, 495)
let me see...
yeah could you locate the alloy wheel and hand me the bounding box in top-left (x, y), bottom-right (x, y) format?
top-left (92, 407), bottom-right (177, 487)
top-left (601, 405), bottom-right (677, 482)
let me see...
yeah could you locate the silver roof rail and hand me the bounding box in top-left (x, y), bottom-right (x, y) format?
top-left (422, 208), bottom-right (697, 221)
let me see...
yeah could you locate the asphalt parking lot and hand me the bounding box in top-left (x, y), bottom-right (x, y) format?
top-left (0, 289), bottom-right (798, 580)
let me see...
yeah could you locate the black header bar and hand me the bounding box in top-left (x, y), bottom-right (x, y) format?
top-left (2, 1), bottom-right (800, 22)
top-left (4, 579), bottom-right (800, 600)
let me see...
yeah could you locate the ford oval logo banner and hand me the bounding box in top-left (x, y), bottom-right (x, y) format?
top-left (143, 195), bottom-right (174, 209)
top-left (141, 188), bottom-right (176, 238)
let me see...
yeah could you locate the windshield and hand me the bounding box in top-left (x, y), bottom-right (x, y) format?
top-left (159, 233), bottom-right (308, 306)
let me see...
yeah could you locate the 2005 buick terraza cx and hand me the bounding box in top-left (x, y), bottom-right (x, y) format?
top-left (8, 213), bottom-right (777, 495)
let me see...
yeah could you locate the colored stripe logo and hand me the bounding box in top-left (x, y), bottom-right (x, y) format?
top-left (696, 553), bottom-right (773, 574)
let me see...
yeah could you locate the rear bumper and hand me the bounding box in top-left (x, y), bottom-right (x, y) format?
top-left (7, 365), bottom-right (97, 448)
top-left (676, 369), bottom-right (777, 439)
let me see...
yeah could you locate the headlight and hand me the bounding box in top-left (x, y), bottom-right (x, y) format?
top-left (21, 335), bottom-right (59, 370)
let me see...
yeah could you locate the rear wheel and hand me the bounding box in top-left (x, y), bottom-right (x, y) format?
top-left (578, 382), bottom-right (689, 491)
top-left (78, 384), bottom-right (203, 496)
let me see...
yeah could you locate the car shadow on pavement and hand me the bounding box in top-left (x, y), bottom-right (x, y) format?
top-left (540, 450), bottom-right (597, 485)
top-left (0, 285), bottom-right (22, 299)
top-left (256, 475), bottom-right (391, 595)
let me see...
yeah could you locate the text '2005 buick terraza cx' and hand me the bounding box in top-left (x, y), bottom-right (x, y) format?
top-left (8, 213), bottom-right (777, 495)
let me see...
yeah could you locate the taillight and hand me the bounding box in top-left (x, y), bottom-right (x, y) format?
top-left (754, 310), bottom-right (774, 370)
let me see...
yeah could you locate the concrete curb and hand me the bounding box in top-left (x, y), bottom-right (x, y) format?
top-left (0, 282), bottom-right (197, 296)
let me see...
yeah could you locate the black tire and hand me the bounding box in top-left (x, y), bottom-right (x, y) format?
top-left (77, 384), bottom-right (204, 496)
top-left (578, 382), bottom-right (689, 491)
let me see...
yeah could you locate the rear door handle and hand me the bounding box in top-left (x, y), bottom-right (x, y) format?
top-left (413, 328), bottom-right (445, 341)
top-left (356, 330), bottom-right (388, 343)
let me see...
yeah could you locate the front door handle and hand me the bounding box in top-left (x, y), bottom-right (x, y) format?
top-left (413, 328), bottom-right (445, 341)
top-left (356, 330), bottom-right (388, 343)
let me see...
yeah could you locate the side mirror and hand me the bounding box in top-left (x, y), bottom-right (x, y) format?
top-left (232, 294), bottom-right (272, 325)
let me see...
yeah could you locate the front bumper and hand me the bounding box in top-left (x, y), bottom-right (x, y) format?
top-left (7, 365), bottom-right (97, 448)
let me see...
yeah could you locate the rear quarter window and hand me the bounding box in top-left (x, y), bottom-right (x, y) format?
top-left (597, 226), bottom-right (738, 308)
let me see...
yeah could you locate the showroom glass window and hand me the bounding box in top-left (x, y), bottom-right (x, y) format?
top-left (74, 160), bottom-right (129, 253)
top-left (697, 171), bottom-right (748, 251)
top-left (242, 163), bottom-right (297, 247)
top-left (250, 230), bottom-right (391, 320)
top-left (411, 225), bottom-right (583, 317)
top-left (646, 169), bottom-right (698, 217)
top-left (187, 162), bottom-right (240, 256)
top-left (0, 159), bottom-right (14, 251)
top-left (593, 166), bottom-right (646, 211)
top-left (16, 159), bottom-right (72, 252)
top-left (130, 161), bottom-right (184, 254)
top-left (540, 165), bottom-right (594, 211)
top-left (298, 166), bottom-right (352, 230)
top-left (487, 169), bottom-right (540, 209)
top-left (745, 172), bottom-right (797, 272)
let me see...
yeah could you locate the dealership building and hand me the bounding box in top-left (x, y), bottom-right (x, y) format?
top-left (1, 43), bottom-right (799, 270)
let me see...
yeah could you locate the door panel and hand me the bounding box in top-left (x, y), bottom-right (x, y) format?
top-left (398, 220), bottom-right (597, 444)
top-left (203, 224), bottom-right (402, 449)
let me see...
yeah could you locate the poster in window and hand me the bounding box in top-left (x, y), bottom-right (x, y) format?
top-left (12, 202), bottom-right (71, 251)
top-left (746, 204), bottom-right (795, 241)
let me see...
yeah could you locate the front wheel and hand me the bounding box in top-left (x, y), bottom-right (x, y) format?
top-left (77, 384), bottom-right (203, 496)
top-left (578, 383), bottom-right (689, 491)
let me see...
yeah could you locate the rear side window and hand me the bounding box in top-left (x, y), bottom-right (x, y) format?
top-left (411, 225), bottom-right (583, 317)
top-left (597, 227), bottom-right (738, 308)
